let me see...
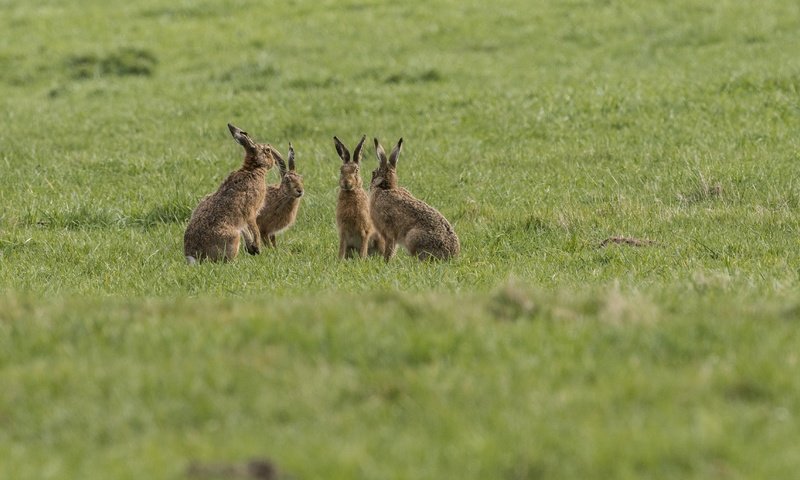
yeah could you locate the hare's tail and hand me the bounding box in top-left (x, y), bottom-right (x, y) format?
top-left (186, 255), bottom-right (197, 265)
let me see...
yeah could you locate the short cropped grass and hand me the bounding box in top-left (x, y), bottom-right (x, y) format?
top-left (1, 0), bottom-right (800, 478)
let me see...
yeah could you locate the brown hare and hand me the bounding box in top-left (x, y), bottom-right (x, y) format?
top-left (333, 135), bottom-right (385, 259)
top-left (183, 123), bottom-right (275, 264)
top-left (256, 143), bottom-right (304, 247)
top-left (369, 137), bottom-right (460, 261)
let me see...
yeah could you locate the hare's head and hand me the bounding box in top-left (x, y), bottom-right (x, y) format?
top-left (334, 135), bottom-right (367, 191)
top-left (228, 123), bottom-right (276, 171)
top-left (274, 143), bottom-right (304, 198)
top-left (371, 137), bottom-right (402, 191)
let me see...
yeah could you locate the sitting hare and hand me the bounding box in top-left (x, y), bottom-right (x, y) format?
top-left (369, 138), bottom-right (460, 261)
top-left (256, 143), bottom-right (304, 247)
top-left (333, 135), bottom-right (385, 259)
top-left (184, 124), bottom-right (275, 263)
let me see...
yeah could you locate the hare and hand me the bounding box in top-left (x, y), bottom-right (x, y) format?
top-left (183, 123), bottom-right (275, 263)
top-left (256, 143), bottom-right (304, 247)
top-left (369, 137), bottom-right (460, 261)
top-left (333, 135), bottom-right (385, 259)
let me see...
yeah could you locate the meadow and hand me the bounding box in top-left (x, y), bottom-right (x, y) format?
top-left (1, 0), bottom-right (800, 478)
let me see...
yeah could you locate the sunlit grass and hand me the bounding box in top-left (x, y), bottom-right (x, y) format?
top-left (2, 0), bottom-right (800, 478)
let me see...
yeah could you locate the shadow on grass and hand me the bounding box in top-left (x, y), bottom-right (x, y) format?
top-left (678, 174), bottom-right (723, 205)
top-left (133, 203), bottom-right (193, 228)
top-left (26, 202), bottom-right (192, 230)
top-left (215, 59), bottom-right (279, 92)
top-left (384, 68), bottom-right (443, 85)
top-left (65, 47), bottom-right (158, 79)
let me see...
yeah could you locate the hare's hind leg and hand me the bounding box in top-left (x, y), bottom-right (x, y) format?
top-left (416, 249), bottom-right (438, 261)
top-left (406, 229), bottom-right (443, 261)
top-left (222, 235), bottom-right (240, 262)
top-left (184, 245), bottom-right (204, 264)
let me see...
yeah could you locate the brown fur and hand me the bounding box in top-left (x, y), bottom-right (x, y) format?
top-left (333, 135), bottom-right (385, 259)
top-left (184, 124), bottom-right (275, 263)
top-left (369, 138), bottom-right (460, 261)
top-left (256, 144), bottom-right (304, 247)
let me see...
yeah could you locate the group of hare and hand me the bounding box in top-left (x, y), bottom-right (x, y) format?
top-left (183, 124), bottom-right (460, 264)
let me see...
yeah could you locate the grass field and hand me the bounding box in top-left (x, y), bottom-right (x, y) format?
top-left (2, 0), bottom-right (800, 478)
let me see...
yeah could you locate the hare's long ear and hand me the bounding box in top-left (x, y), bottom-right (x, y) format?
top-left (352, 135), bottom-right (366, 164)
top-left (374, 138), bottom-right (388, 166)
top-left (287, 143), bottom-right (296, 172)
top-left (388, 138), bottom-right (403, 167)
top-left (272, 145), bottom-right (288, 177)
top-left (228, 123), bottom-right (256, 151)
top-left (333, 136), bottom-right (350, 163)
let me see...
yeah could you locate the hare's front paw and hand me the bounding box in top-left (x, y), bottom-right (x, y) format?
top-left (246, 244), bottom-right (261, 255)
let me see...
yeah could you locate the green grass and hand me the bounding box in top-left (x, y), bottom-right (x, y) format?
top-left (1, 0), bottom-right (800, 478)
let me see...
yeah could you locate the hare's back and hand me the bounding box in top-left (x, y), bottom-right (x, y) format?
top-left (401, 192), bottom-right (451, 230)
